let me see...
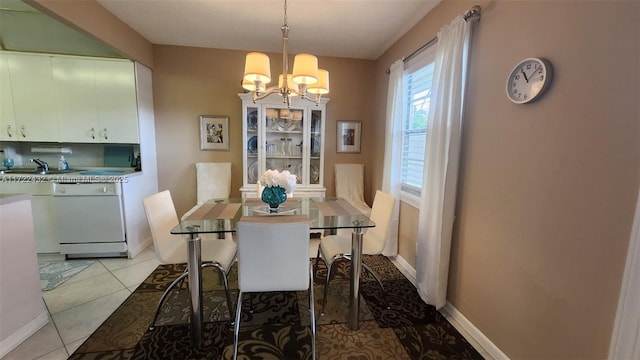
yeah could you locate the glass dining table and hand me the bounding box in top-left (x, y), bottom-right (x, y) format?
top-left (170, 197), bottom-right (375, 348)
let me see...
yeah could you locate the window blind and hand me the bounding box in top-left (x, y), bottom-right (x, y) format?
top-left (401, 47), bottom-right (436, 195)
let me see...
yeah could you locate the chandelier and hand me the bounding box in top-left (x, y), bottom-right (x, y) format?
top-left (242, 0), bottom-right (329, 107)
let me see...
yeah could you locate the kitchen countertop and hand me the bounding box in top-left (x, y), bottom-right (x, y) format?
top-left (0, 193), bottom-right (31, 205)
top-left (0, 167), bottom-right (140, 183)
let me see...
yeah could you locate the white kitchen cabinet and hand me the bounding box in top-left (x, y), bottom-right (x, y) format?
top-left (239, 93), bottom-right (327, 198)
top-left (53, 56), bottom-right (100, 142)
top-left (2, 51), bottom-right (139, 144)
top-left (54, 56), bottom-right (139, 143)
top-left (0, 53), bottom-right (16, 141)
top-left (95, 59), bottom-right (139, 143)
top-left (7, 52), bottom-right (59, 142)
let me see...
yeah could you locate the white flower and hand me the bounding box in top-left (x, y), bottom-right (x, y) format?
top-left (259, 169), bottom-right (297, 193)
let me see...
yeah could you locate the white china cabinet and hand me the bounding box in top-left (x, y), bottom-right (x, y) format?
top-left (239, 93), bottom-right (328, 198)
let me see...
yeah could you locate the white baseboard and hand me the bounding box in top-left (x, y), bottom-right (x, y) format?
top-left (0, 311), bottom-right (49, 358)
top-left (442, 303), bottom-right (509, 360)
top-left (390, 255), bottom-right (416, 284)
top-left (127, 236), bottom-right (152, 259)
top-left (390, 255), bottom-right (507, 360)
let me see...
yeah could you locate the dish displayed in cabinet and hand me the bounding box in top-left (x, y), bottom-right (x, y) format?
top-left (276, 118), bottom-right (296, 131)
top-left (248, 136), bottom-right (258, 154)
top-left (310, 163), bottom-right (320, 183)
top-left (248, 160), bottom-right (258, 183)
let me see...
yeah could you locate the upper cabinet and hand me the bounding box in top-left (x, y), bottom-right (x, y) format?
top-left (52, 56), bottom-right (99, 142)
top-left (239, 92), bottom-right (328, 198)
top-left (1, 52), bottom-right (139, 144)
top-left (7, 52), bottom-right (59, 142)
top-left (0, 53), bottom-right (16, 141)
top-left (94, 60), bottom-right (139, 144)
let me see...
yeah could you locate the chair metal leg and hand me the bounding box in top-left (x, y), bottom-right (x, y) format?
top-left (308, 264), bottom-right (317, 360)
top-left (362, 263), bottom-right (385, 292)
top-left (233, 291), bottom-right (243, 360)
top-left (149, 272), bottom-right (189, 330)
top-left (362, 263), bottom-right (390, 310)
top-left (313, 246), bottom-right (321, 280)
top-left (320, 258), bottom-right (334, 316)
top-left (202, 262), bottom-right (235, 324)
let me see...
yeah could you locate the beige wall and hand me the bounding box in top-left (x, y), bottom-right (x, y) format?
top-left (34, 0), bottom-right (640, 358)
top-left (376, 0), bottom-right (639, 358)
top-left (152, 45), bottom-right (375, 215)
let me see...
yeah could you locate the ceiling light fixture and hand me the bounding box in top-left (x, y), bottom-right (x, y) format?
top-left (242, 0), bottom-right (329, 107)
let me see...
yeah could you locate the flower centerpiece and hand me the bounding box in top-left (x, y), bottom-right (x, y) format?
top-left (259, 169), bottom-right (297, 212)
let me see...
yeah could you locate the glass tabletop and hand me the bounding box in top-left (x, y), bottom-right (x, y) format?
top-left (170, 197), bottom-right (375, 235)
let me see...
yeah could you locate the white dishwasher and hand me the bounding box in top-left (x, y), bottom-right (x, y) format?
top-left (52, 182), bottom-right (128, 258)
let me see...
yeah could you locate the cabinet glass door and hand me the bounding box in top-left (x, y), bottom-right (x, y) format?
top-left (246, 106), bottom-right (258, 184)
top-left (265, 107), bottom-right (304, 184)
top-left (309, 109), bottom-right (322, 185)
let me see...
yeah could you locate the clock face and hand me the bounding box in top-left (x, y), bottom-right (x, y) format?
top-left (506, 58), bottom-right (553, 104)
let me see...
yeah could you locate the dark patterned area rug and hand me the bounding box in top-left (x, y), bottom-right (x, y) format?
top-left (69, 255), bottom-right (483, 359)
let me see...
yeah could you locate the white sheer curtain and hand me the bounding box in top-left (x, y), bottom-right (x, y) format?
top-left (381, 59), bottom-right (403, 256)
top-left (415, 15), bottom-right (472, 309)
top-left (609, 188), bottom-right (640, 359)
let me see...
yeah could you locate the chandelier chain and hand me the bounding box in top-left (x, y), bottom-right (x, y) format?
top-left (284, 0), bottom-right (287, 26)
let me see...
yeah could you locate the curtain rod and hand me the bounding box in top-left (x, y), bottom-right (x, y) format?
top-left (385, 5), bottom-right (481, 74)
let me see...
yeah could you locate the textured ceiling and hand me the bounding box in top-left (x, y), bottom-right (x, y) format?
top-left (0, 0), bottom-right (441, 60)
top-left (95, 0), bottom-right (441, 60)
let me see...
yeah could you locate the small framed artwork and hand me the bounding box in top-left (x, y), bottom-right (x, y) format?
top-left (200, 115), bottom-right (229, 151)
top-left (336, 120), bottom-right (361, 153)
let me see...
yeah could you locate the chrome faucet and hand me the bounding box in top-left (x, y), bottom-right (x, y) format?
top-left (31, 158), bottom-right (49, 174)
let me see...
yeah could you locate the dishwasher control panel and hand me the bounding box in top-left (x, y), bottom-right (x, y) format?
top-left (53, 182), bottom-right (121, 196)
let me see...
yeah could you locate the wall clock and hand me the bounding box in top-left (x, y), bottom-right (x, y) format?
top-left (506, 57), bottom-right (553, 104)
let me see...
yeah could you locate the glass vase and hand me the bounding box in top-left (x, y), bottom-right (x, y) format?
top-left (261, 185), bottom-right (287, 212)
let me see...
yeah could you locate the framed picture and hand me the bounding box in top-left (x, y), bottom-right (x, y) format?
top-left (336, 120), bottom-right (361, 153)
top-left (200, 115), bottom-right (229, 151)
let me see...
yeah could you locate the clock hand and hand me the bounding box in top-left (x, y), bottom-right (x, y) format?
top-left (520, 68), bottom-right (529, 83)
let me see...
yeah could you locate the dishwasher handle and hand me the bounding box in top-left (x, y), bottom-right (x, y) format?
top-left (53, 182), bottom-right (121, 196)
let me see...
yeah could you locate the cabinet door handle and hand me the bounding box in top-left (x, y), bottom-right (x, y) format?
top-left (19, 125), bottom-right (26, 138)
top-left (6, 125), bottom-right (12, 138)
top-left (90, 127), bottom-right (96, 139)
top-left (102, 128), bottom-right (108, 140)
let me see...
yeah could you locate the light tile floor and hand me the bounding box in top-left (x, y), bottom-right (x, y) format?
top-left (3, 246), bottom-right (159, 360)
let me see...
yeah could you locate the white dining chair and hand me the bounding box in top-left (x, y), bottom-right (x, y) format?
top-left (316, 190), bottom-right (396, 315)
top-left (182, 162), bottom-right (232, 220)
top-left (233, 215), bottom-right (316, 360)
top-left (334, 164), bottom-right (372, 217)
top-left (142, 190), bottom-right (237, 329)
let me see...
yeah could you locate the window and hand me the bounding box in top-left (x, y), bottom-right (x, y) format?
top-left (400, 46), bottom-right (436, 198)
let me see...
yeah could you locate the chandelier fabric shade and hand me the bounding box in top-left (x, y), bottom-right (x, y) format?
top-left (291, 54), bottom-right (319, 85)
top-left (307, 69), bottom-right (330, 95)
top-left (241, 0), bottom-right (329, 107)
top-left (243, 52), bottom-right (271, 84)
